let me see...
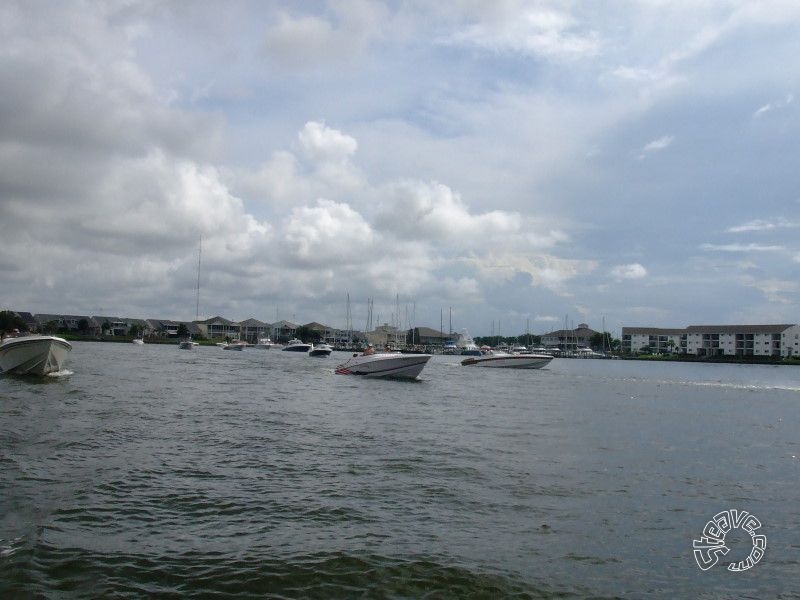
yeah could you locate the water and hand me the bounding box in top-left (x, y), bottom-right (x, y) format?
top-left (2, 342), bottom-right (800, 598)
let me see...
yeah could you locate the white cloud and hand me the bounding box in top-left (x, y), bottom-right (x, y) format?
top-left (444, 5), bottom-right (600, 60)
top-left (753, 93), bottom-right (794, 118)
top-left (470, 252), bottom-right (598, 293)
top-left (638, 135), bottom-right (674, 158)
top-left (726, 218), bottom-right (797, 232)
top-left (261, 1), bottom-right (387, 69)
top-left (700, 243), bottom-right (785, 252)
top-left (374, 180), bottom-right (520, 244)
top-left (610, 263), bottom-right (648, 280)
top-left (280, 199), bottom-right (374, 268)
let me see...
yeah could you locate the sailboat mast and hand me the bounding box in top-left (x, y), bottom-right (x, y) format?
top-left (195, 236), bottom-right (202, 321)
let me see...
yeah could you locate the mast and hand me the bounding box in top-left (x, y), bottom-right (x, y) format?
top-left (195, 236), bottom-right (202, 321)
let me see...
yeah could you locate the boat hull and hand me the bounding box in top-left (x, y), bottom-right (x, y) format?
top-left (0, 336), bottom-right (72, 375)
top-left (335, 353), bottom-right (432, 379)
top-left (283, 345), bottom-right (312, 352)
top-left (461, 353), bottom-right (553, 369)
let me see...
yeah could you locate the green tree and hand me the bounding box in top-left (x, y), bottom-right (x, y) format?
top-left (77, 318), bottom-right (90, 334)
top-left (294, 325), bottom-right (321, 343)
top-left (102, 321), bottom-right (111, 335)
top-left (177, 323), bottom-right (189, 338)
top-left (129, 324), bottom-right (140, 339)
top-left (0, 310), bottom-right (28, 334)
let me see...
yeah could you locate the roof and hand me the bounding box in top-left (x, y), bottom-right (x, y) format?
top-left (239, 317), bottom-right (268, 327)
top-left (542, 327), bottom-right (598, 337)
top-left (197, 315), bottom-right (238, 326)
top-left (622, 327), bottom-right (687, 335)
top-left (685, 324), bottom-right (795, 334)
top-left (414, 326), bottom-right (447, 338)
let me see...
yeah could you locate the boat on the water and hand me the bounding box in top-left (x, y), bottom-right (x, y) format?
top-left (132, 338), bottom-right (144, 345)
top-left (221, 341), bottom-right (246, 351)
top-left (283, 338), bottom-right (312, 352)
top-left (335, 351), bottom-right (432, 379)
top-left (308, 343), bottom-right (333, 357)
top-left (255, 337), bottom-right (273, 349)
top-left (461, 350), bottom-right (553, 369)
top-left (457, 329), bottom-right (482, 356)
top-left (0, 334), bottom-right (72, 375)
top-left (178, 338), bottom-right (196, 350)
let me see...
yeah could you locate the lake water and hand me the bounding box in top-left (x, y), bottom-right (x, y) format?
top-left (2, 342), bottom-right (799, 598)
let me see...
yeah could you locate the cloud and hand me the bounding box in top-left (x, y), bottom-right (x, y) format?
top-left (726, 218), bottom-right (797, 232)
top-left (374, 180), bottom-right (520, 244)
top-left (638, 135), bottom-right (674, 158)
top-left (280, 199), bottom-right (374, 268)
top-left (700, 243), bottom-right (785, 252)
top-left (742, 277), bottom-right (798, 305)
top-left (753, 93), bottom-right (794, 118)
top-left (261, 1), bottom-right (387, 69)
top-left (443, 5), bottom-right (600, 60)
top-left (470, 252), bottom-right (598, 293)
top-left (610, 263), bottom-right (648, 280)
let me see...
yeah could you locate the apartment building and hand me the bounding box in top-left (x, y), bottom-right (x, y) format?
top-left (622, 324), bottom-right (800, 357)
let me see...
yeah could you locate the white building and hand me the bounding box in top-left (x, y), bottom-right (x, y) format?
top-left (622, 324), bottom-right (800, 357)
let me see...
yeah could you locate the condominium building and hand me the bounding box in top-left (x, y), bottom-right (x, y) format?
top-left (622, 324), bottom-right (800, 357)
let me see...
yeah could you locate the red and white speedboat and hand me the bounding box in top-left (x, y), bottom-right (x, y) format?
top-left (335, 352), bottom-right (432, 379)
top-left (0, 335), bottom-right (72, 375)
top-left (461, 351), bottom-right (552, 369)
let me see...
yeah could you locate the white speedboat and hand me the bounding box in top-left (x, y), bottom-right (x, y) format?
top-left (282, 338), bottom-right (312, 352)
top-left (0, 335), bottom-right (72, 375)
top-left (461, 351), bottom-right (553, 369)
top-left (255, 337), bottom-right (273, 349)
top-left (335, 352), bottom-right (432, 379)
top-left (132, 338), bottom-right (144, 345)
top-left (221, 341), bottom-right (245, 351)
top-left (178, 339), bottom-right (195, 349)
top-left (308, 343), bottom-right (333, 357)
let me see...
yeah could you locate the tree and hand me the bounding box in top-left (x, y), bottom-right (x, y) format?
top-left (177, 323), bottom-right (189, 339)
top-left (0, 310), bottom-right (28, 334)
top-left (129, 324), bottom-right (140, 339)
top-left (77, 318), bottom-right (90, 334)
top-left (294, 325), bottom-right (321, 343)
top-left (102, 321), bottom-right (111, 335)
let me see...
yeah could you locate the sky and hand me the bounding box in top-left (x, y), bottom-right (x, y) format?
top-left (1, 0), bottom-right (799, 338)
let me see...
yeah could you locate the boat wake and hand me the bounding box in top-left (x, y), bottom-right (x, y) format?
top-left (47, 369), bottom-right (73, 378)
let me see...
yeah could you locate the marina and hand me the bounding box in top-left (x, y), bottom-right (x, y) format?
top-left (2, 342), bottom-right (799, 597)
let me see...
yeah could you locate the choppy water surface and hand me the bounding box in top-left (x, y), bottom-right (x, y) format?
top-left (2, 343), bottom-right (800, 598)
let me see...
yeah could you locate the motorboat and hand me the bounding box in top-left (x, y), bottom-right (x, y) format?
top-left (132, 337), bottom-right (144, 345)
top-left (178, 338), bottom-right (195, 349)
top-left (461, 350), bottom-right (553, 369)
top-left (0, 334), bottom-right (72, 375)
top-left (308, 343), bottom-right (333, 357)
top-left (221, 340), bottom-right (246, 351)
top-left (335, 351), bottom-right (432, 379)
top-left (282, 338), bottom-right (312, 352)
top-left (255, 337), bottom-right (273, 349)
top-left (457, 329), bottom-right (482, 356)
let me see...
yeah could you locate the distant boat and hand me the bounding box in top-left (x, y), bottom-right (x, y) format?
top-left (283, 338), bottom-right (312, 352)
top-left (221, 340), bottom-right (246, 351)
top-left (132, 338), bottom-right (144, 345)
top-left (335, 351), bottom-right (432, 379)
top-left (178, 338), bottom-right (196, 350)
top-left (461, 351), bottom-right (553, 369)
top-left (0, 334), bottom-right (72, 375)
top-left (457, 329), bottom-right (481, 356)
top-left (308, 343), bottom-right (333, 357)
top-left (255, 337), bottom-right (273, 349)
